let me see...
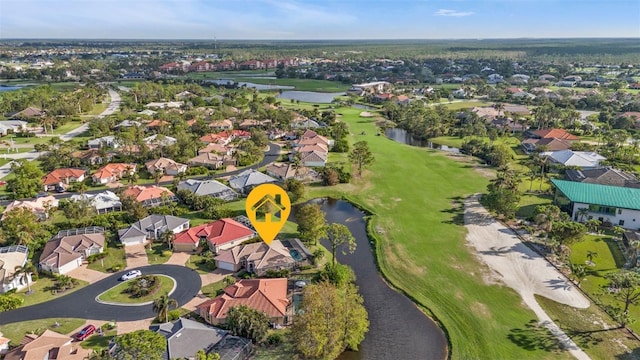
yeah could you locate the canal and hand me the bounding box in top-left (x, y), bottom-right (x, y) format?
top-left (295, 198), bottom-right (448, 360)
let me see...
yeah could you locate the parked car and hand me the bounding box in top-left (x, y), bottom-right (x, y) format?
top-left (120, 270), bottom-right (142, 281)
top-left (76, 325), bottom-right (96, 341)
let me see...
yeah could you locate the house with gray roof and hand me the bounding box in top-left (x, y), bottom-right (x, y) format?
top-left (149, 318), bottom-right (251, 360)
top-left (177, 179), bottom-right (238, 201)
top-left (541, 150), bottom-right (606, 169)
top-left (229, 169), bottom-right (277, 194)
top-left (0, 120), bottom-right (28, 136)
top-left (118, 215), bottom-right (190, 246)
top-left (565, 167), bottom-right (640, 188)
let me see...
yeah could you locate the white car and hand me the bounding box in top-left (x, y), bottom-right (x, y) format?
top-left (120, 270), bottom-right (142, 281)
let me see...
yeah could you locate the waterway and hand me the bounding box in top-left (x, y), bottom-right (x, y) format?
top-left (385, 128), bottom-right (460, 153)
top-left (277, 90), bottom-right (345, 103)
top-left (293, 198), bottom-right (448, 360)
top-left (0, 85), bottom-right (24, 92)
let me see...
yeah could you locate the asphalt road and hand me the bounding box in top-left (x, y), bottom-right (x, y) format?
top-left (0, 264), bottom-right (202, 325)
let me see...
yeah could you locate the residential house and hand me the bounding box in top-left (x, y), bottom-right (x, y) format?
top-left (350, 81), bottom-right (391, 94)
top-left (503, 104), bottom-right (532, 116)
top-left (189, 152), bottom-right (235, 169)
top-left (551, 179), bottom-right (640, 230)
top-left (71, 148), bottom-right (113, 166)
top-left (145, 157), bottom-right (187, 176)
top-left (521, 137), bottom-right (573, 153)
top-left (487, 73), bottom-right (504, 84)
top-left (88, 135), bottom-right (118, 149)
top-left (177, 179), bottom-right (238, 201)
top-left (5, 106), bottom-right (44, 119)
top-left (525, 128), bottom-right (580, 142)
top-left (229, 169), bottom-right (278, 194)
top-left (4, 329), bottom-right (91, 360)
top-left (200, 131), bottom-right (234, 145)
top-left (471, 107), bottom-right (501, 121)
top-left (565, 167), bottom-right (640, 188)
top-left (296, 150), bottom-right (328, 167)
top-left (118, 215), bottom-right (189, 246)
top-left (0, 334), bottom-right (8, 355)
top-left (122, 185), bottom-right (177, 207)
top-left (209, 119), bottom-right (233, 130)
top-left (144, 134), bottom-right (178, 149)
top-left (0, 245), bottom-right (31, 293)
top-left (2, 196), bottom-right (58, 221)
top-left (114, 120), bottom-right (142, 128)
top-left (189, 61), bottom-right (213, 72)
top-left (145, 101), bottom-right (184, 109)
top-left (42, 168), bottom-right (86, 192)
top-left (197, 278), bottom-right (291, 326)
top-left (198, 143), bottom-right (233, 156)
top-left (291, 118), bottom-right (321, 129)
top-left (214, 239), bottom-right (309, 275)
top-left (490, 118), bottom-right (529, 133)
top-left (39, 228), bottom-right (105, 274)
top-left (92, 163), bottom-right (136, 185)
top-left (150, 318), bottom-right (250, 360)
top-left (69, 191), bottom-right (122, 214)
top-left (556, 80), bottom-right (577, 87)
top-left (266, 162), bottom-right (316, 181)
top-left (579, 81), bottom-right (600, 88)
top-left (541, 150), bottom-right (606, 169)
top-left (173, 218), bottom-right (255, 253)
top-left (538, 74), bottom-right (557, 81)
top-left (0, 120), bottom-right (28, 136)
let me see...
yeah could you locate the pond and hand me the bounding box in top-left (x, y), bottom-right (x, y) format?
top-left (277, 90), bottom-right (345, 103)
top-left (385, 128), bottom-right (460, 153)
top-left (0, 85), bottom-right (24, 92)
top-left (352, 103), bottom-right (378, 111)
top-left (237, 81), bottom-right (294, 91)
top-left (293, 199), bottom-right (448, 360)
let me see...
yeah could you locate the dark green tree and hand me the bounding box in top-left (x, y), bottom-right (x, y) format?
top-left (6, 159), bottom-right (44, 199)
top-left (113, 330), bottom-right (166, 360)
top-left (348, 141), bottom-right (374, 177)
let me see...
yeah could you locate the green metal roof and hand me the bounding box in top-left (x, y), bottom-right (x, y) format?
top-left (551, 179), bottom-right (640, 211)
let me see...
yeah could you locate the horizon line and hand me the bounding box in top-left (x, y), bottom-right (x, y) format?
top-left (2, 36), bottom-right (639, 42)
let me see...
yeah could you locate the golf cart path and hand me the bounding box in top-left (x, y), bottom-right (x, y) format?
top-left (464, 195), bottom-right (591, 360)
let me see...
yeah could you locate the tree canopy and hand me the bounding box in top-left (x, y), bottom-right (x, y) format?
top-left (296, 203), bottom-right (327, 245)
top-left (113, 330), bottom-right (166, 360)
top-left (6, 159), bottom-right (44, 199)
top-left (348, 141), bottom-right (374, 176)
top-left (225, 305), bottom-right (270, 343)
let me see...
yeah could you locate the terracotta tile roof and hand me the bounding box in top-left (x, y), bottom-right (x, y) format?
top-left (146, 119), bottom-right (170, 128)
top-left (123, 185), bottom-right (175, 202)
top-left (300, 129), bottom-right (317, 138)
top-left (92, 163), bottom-right (136, 180)
top-left (197, 278), bottom-right (289, 321)
top-left (145, 157), bottom-right (186, 173)
top-left (5, 329), bottom-right (90, 360)
top-left (174, 218), bottom-right (254, 246)
top-left (198, 143), bottom-right (231, 155)
top-left (531, 128), bottom-right (580, 140)
top-left (42, 168), bottom-right (86, 185)
top-left (200, 133), bottom-right (223, 143)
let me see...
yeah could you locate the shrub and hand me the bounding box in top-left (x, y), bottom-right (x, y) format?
top-left (162, 250), bottom-right (173, 257)
top-left (267, 332), bottom-right (283, 345)
top-left (110, 264), bottom-right (123, 272)
top-left (167, 309), bottom-right (181, 322)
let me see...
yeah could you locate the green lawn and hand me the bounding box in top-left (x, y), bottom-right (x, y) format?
top-left (303, 106), bottom-right (583, 359)
top-left (87, 247), bottom-right (126, 273)
top-left (0, 318), bottom-right (86, 346)
top-left (186, 253), bottom-right (216, 274)
top-left (52, 120), bottom-right (85, 135)
top-left (516, 193), bottom-right (553, 219)
top-left (16, 276), bottom-right (89, 307)
top-left (80, 329), bottom-right (117, 352)
top-left (201, 279), bottom-right (228, 298)
top-left (442, 100), bottom-right (491, 110)
top-left (85, 102), bottom-right (108, 116)
top-left (146, 243), bottom-right (173, 265)
top-left (536, 295), bottom-right (640, 360)
top-left (97, 275), bottom-right (175, 304)
top-left (569, 235), bottom-right (640, 333)
top-left (252, 330), bottom-right (296, 360)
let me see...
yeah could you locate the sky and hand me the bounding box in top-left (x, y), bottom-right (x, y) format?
top-left (1, 0), bottom-right (639, 39)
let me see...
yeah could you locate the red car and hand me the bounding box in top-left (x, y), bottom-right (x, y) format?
top-left (76, 325), bottom-right (96, 341)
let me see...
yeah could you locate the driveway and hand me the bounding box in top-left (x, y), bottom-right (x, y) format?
top-left (67, 264), bottom-right (110, 284)
top-left (0, 264), bottom-right (202, 324)
top-left (165, 252), bottom-right (191, 266)
top-left (125, 244), bottom-right (149, 269)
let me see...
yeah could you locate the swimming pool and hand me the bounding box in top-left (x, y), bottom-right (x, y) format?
top-left (290, 249), bottom-right (304, 261)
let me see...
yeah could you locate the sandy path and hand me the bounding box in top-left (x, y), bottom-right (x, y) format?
top-left (464, 195), bottom-right (591, 360)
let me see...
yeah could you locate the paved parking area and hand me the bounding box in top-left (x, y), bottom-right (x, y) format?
top-left (67, 264), bottom-right (110, 284)
top-left (124, 244), bottom-right (149, 269)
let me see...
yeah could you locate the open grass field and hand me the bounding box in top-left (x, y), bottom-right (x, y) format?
top-left (0, 318), bottom-right (86, 346)
top-left (304, 106), bottom-right (574, 359)
top-left (569, 234), bottom-right (640, 334)
top-left (185, 71), bottom-right (350, 92)
top-left (52, 120), bottom-right (85, 135)
top-left (96, 275), bottom-right (175, 304)
top-left (146, 243), bottom-right (172, 265)
top-left (442, 100), bottom-right (491, 110)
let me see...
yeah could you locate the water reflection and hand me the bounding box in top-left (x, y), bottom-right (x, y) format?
top-left (385, 128), bottom-right (460, 153)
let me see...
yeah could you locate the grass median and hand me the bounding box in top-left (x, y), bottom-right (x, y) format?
top-left (96, 275), bottom-right (175, 304)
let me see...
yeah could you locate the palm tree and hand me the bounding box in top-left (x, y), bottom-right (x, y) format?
top-left (153, 293), bottom-right (178, 323)
top-left (158, 230), bottom-right (175, 250)
top-left (153, 168), bottom-right (163, 185)
top-left (493, 102), bottom-right (505, 118)
top-left (576, 208), bottom-right (589, 223)
top-left (570, 263), bottom-right (586, 286)
top-left (13, 262), bottom-right (36, 293)
top-left (585, 218), bottom-right (601, 233)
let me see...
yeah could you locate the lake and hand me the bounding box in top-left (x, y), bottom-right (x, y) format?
top-left (0, 85), bottom-right (24, 92)
top-left (277, 91), bottom-right (345, 103)
top-left (237, 81), bottom-right (294, 91)
top-left (385, 128), bottom-right (460, 153)
top-left (293, 199), bottom-right (448, 360)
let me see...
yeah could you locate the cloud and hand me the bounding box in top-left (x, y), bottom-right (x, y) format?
top-left (434, 9), bottom-right (474, 17)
